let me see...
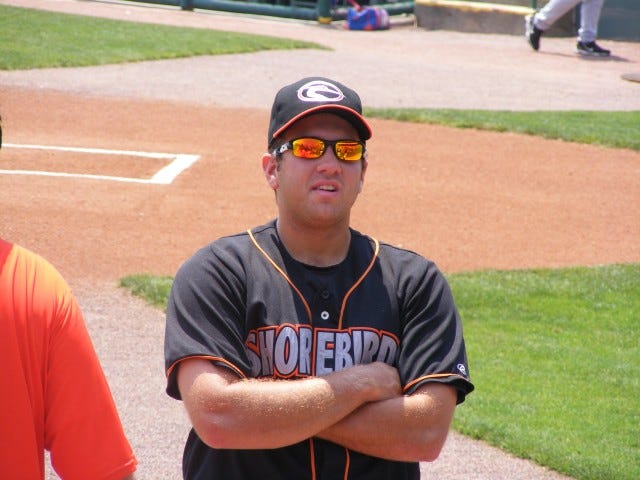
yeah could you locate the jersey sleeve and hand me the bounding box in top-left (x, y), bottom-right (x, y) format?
top-left (164, 241), bottom-right (251, 400)
top-left (393, 253), bottom-right (474, 403)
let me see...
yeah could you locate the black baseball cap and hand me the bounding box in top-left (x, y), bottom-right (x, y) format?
top-left (268, 77), bottom-right (372, 147)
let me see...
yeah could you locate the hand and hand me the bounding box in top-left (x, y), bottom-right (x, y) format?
top-left (347, 362), bottom-right (402, 403)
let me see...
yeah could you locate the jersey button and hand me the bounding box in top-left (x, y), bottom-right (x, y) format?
top-left (320, 311), bottom-right (330, 321)
top-left (321, 289), bottom-right (330, 300)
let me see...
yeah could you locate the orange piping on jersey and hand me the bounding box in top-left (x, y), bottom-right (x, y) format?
top-left (249, 230), bottom-right (379, 479)
top-left (166, 355), bottom-right (247, 380)
top-left (248, 229), bottom-right (313, 324)
top-left (402, 373), bottom-right (467, 394)
top-left (343, 447), bottom-right (351, 480)
top-left (309, 438), bottom-right (317, 480)
top-left (338, 237), bottom-right (379, 329)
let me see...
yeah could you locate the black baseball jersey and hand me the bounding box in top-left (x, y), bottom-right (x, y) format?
top-left (165, 220), bottom-right (473, 480)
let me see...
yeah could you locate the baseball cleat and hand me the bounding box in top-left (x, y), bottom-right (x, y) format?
top-left (525, 14), bottom-right (543, 51)
top-left (576, 41), bottom-right (611, 57)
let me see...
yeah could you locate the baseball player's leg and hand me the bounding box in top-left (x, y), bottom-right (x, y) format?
top-left (577, 0), bottom-right (604, 42)
top-left (575, 0), bottom-right (610, 55)
top-left (526, 0), bottom-right (580, 51)
top-left (533, 0), bottom-right (582, 31)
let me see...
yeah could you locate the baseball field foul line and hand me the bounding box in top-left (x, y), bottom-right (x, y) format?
top-left (0, 143), bottom-right (200, 185)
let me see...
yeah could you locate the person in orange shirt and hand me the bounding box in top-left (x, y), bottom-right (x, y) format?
top-left (0, 237), bottom-right (138, 480)
top-left (0, 113), bottom-right (137, 480)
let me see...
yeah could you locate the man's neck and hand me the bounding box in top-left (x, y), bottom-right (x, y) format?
top-left (276, 218), bottom-right (351, 268)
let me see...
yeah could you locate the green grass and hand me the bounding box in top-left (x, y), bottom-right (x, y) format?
top-left (448, 264), bottom-right (640, 480)
top-left (3, 5), bottom-right (637, 154)
top-left (120, 264), bottom-right (640, 479)
top-left (119, 274), bottom-right (174, 310)
top-left (365, 108), bottom-right (640, 151)
top-left (0, 5), bottom-right (324, 70)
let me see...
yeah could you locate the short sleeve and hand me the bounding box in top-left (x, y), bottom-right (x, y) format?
top-left (393, 254), bottom-right (474, 403)
top-left (0, 241), bottom-right (136, 480)
top-left (164, 242), bottom-right (251, 400)
top-left (44, 260), bottom-right (137, 480)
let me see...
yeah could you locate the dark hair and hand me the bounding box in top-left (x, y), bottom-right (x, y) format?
top-left (270, 140), bottom-right (286, 170)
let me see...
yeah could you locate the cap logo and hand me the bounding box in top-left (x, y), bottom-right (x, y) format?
top-left (297, 80), bottom-right (345, 103)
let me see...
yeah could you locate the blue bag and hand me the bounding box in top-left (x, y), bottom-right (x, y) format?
top-left (346, 5), bottom-right (390, 30)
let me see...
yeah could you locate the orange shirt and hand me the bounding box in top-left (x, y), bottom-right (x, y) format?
top-left (0, 239), bottom-right (137, 479)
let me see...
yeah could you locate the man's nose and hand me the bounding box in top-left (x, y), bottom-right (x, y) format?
top-left (316, 147), bottom-right (342, 173)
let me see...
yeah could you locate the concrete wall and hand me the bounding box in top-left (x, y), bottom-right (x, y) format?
top-left (414, 0), bottom-right (640, 40)
top-left (414, 0), bottom-right (574, 36)
top-left (597, 0), bottom-right (640, 40)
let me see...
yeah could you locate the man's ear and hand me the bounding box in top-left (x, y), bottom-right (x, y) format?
top-left (262, 153), bottom-right (279, 190)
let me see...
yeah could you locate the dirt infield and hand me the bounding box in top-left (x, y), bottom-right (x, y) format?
top-left (1, 0), bottom-right (639, 479)
top-left (2, 86), bottom-right (638, 283)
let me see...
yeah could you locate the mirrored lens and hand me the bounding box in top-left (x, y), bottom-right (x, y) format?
top-left (292, 138), bottom-right (325, 159)
top-left (335, 141), bottom-right (363, 161)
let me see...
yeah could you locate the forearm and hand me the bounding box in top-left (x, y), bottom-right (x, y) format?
top-left (316, 383), bottom-right (457, 462)
top-left (198, 374), bottom-right (365, 448)
top-left (179, 360), bottom-right (400, 450)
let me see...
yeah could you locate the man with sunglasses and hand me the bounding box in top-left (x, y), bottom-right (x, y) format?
top-left (165, 77), bottom-right (474, 480)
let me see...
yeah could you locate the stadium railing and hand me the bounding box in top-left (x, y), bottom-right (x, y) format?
top-left (123, 0), bottom-right (415, 23)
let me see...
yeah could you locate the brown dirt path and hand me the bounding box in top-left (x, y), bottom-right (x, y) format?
top-left (2, 87), bottom-right (638, 283)
top-left (1, 1), bottom-right (639, 479)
